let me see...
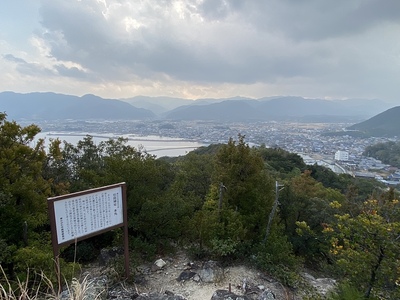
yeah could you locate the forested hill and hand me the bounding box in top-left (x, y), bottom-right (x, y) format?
top-left (347, 106), bottom-right (400, 137)
top-left (0, 92), bottom-right (155, 120)
top-left (163, 97), bottom-right (391, 122)
top-left (0, 91), bottom-right (395, 122)
top-left (364, 140), bottom-right (400, 168)
top-left (2, 111), bottom-right (399, 298)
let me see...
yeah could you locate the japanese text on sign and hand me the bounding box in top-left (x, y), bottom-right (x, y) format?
top-left (53, 186), bottom-right (123, 244)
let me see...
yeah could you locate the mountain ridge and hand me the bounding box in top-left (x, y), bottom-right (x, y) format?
top-left (0, 91), bottom-right (155, 120)
top-left (0, 91), bottom-right (395, 123)
top-left (347, 106), bottom-right (400, 137)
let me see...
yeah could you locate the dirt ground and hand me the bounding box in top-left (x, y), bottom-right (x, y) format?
top-left (130, 252), bottom-right (299, 300)
top-left (82, 250), bottom-right (334, 300)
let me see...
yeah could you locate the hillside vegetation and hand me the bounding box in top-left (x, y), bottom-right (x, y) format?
top-left (364, 141), bottom-right (400, 168)
top-left (0, 113), bottom-right (399, 299)
top-left (0, 92), bottom-right (394, 122)
top-left (348, 106), bottom-right (400, 137)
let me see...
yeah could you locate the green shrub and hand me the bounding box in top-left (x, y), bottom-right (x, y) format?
top-left (210, 238), bottom-right (238, 258)
top-left (327, 282), bottom-right (365, 300)
top-left (256, 228), bottom-right (302, 287)
top-left (13, 245), bottom-right (78, 284)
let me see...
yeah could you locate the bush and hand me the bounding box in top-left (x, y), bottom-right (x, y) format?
top-left (256, 228), bottom-right (303, 287)
top-left (326, 282), bottom-right (366, 300)
top-left (13, 246), bottom-right (78, 284)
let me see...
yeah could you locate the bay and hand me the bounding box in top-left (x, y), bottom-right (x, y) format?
top-left (33, 132), bottom-right (208, 157)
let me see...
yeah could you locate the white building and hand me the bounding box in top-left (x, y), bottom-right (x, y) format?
top-left (335, 150), bottom-right (349, 161)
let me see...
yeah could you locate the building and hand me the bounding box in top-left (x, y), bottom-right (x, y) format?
top-left (335, 150), bottom-right (349, 161)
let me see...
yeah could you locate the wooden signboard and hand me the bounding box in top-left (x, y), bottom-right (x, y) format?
top-left (48, 182), bottom-right (129, 285)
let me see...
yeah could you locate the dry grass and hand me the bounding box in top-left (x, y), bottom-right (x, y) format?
top-left (0, 265), bottom-right (105, 300)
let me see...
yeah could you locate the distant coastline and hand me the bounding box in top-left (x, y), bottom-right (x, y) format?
top-left (35, 132), bottom-right (208, 157)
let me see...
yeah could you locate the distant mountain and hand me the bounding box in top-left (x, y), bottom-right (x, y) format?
top-left (347, 106), bottom-right (400, 137)
top-left (121, 96), bottom-right (192, 114)
top-left (165, 100), bottom-right (262, 121)
top-left (0, 92), bottom-right (155, 120)
top-left (164, 97), bottom-right (393, 122)
top-left (0, 92), bottom-right (395, 123)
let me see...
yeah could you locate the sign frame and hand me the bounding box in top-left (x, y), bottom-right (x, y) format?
top-left (47, 182), bottom-right (129, 285)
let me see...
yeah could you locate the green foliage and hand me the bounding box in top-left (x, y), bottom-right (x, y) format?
top-left (257, 146), bottom-right (306, 175)
top-left (61, 241), bottom-right (97, 263)
top-left (324, 199), bottom-right (400, 298)
top-left (7, 114), bottom-right (400, 298)
top-left (13, 243), bottom-right (78, 284)
top-left (0, 113), bottom-right (52, 278)
top-left (128, 237), bottom-right (157, 261)
top-left (170, 152), bottom-right (214, 204)
top-left (256, 228), bottom-right (302, 287)
top-left (279, 171), bottom-right (341, 263)
top-left (327, 282), bottom-right (366, 300)
top-left (212, 134), bottom-right (274, 244)
top-left (364, 140), bottom-right (400, 168)
top-left (185, 185), bottom-right (247, 259)
top-left (210, 238), bottom-right (238, 258)
top-left (136, 194), bottom-right (191, 243)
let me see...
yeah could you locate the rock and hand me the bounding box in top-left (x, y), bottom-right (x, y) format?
top-left (177, 270), bottom-right (196, 282)
top-left (302, 272), bottom-right (336, 296)
top-left (136, 292), bottom-right (187, 300)
top-left (198, 261), bottom-right (224, 283)
top-left (98, 247), bottom-right (123, 266)
top-left (152, 259), bottom-right (167, 271)
top-left (314, 278), bottom-right (337, 295)
top-left (192, 274), bottom-right (201, 282)
top-left (258, 289), bottom-right (275, 300)
top-left (211, 290), bottom-right (251, 300)
top-left (155, 259), bottom-right (167, 268)
top-left (108, 283), bottom-right (139, 300)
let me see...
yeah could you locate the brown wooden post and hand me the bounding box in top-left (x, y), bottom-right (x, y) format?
top-left (122, 183), bottom-right (130, 279)
top-left (48, 197), bottom-right (61, 294)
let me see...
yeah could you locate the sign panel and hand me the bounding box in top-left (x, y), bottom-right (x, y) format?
top-left (48, 182), bottom-right (129, 281)
top-left (52, 186), bottom-right (123, 244)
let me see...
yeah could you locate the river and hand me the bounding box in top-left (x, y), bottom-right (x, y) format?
top-left (33, 132), bottom-right (208, 157)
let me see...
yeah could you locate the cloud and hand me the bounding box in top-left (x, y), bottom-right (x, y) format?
top-left (3, 53), bottom-right (54, 76)
top-left (3, 54), bottom-right (26, 64)
top-left (54, 64), bottom-right (89, 79)
top-left (2, 0), bottom-right (400, 102)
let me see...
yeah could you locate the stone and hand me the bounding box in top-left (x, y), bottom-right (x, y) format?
top-left (198, 261), bottom-right (224, 283)
top-left (177, 270), bottom-right (196, 282)
top-left (152, 259), bottom-right (167, 271)
top-left (211, 290), bottom-right (251, 300)
top-left (192, 274), bottom-right (201, 282)
top-left (98, 247), bottom-right (123, 266)
top-left (258, 289), bottom-right (275, 300)
top-left (136, 292), bottom-right (187, 300)
top-left (302, 272), bottom-right (336, 296)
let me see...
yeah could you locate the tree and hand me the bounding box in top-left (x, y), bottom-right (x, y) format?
top-left (280, 170), bottom-right (344, 262)
top-left (213, 134), bottom-right (274, 242)
top-left (0, 113), bottom-right (51, 277)
top-left (257, 146), bottom-right (306, 176)
top-left (325, 198), bottom-right (400, 298)
top-left (188, 135), bottom-right (275, 258)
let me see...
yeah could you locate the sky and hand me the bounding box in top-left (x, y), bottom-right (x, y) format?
top-left (1, 0), bottom-right (400, 103)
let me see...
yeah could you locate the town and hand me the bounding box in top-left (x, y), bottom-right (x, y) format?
top-left (32, 118), bottom-right (400, 187)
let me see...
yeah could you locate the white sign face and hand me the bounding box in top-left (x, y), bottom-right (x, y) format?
top-left (53, 186), bottom-right (123, 244)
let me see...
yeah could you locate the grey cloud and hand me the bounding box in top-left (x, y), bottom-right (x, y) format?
top-left (54, 64), bottom-right (89, 79)
top-left (215, 0), bottom-right (400, 40)
top-left (33, 0), bottom-right (400, 102)
top-left (3, 54), bottom-right (54, 76)
top-left (198, 0), bottom-right (230, 20)
top-left (3, 54), bottom-right (26, 64)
